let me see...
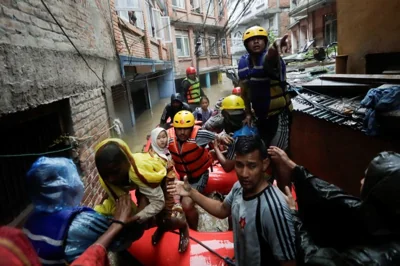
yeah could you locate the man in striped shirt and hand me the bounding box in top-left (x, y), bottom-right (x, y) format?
top-left (168, 136), bottom-right (296, 265)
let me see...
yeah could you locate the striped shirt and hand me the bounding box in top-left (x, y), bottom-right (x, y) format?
top-left (224, 181), bottom-right (296, 265)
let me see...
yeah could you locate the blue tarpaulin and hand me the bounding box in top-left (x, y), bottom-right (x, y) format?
top-left (361, 86), bottom-right (400, 136)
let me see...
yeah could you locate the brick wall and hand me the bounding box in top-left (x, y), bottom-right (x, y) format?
top-left (70, 88), bottom-right (110, 206)
top-left (279, 11), bottom-right (290, 37)
top-left (0, 0), bottom-right (122, 208)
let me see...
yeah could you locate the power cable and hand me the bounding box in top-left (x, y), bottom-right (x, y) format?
top-left (41, 0), bottom-right (109, 92)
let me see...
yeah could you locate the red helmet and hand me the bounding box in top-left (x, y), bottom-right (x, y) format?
top-left (232, 87), bottom-right (241, 95)
top-left (186, 67), bottom-right (197, 75)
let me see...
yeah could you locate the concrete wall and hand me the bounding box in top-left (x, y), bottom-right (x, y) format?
top-left (337, 0), bottom-right (400, 74)
top-left (0, 0), bottom-right (122, 207)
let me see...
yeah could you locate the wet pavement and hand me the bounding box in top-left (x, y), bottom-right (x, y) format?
top-left (124, 75), bottom-right (234, 153)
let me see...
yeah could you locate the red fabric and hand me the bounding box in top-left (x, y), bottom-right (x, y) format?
top-left (70, 244), bottom-right (109, 266)
top-left (0, 226), bottom-right (41, 266)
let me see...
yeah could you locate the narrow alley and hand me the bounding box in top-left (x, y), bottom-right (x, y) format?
top-left (124, 75), bottom-right (234, 153)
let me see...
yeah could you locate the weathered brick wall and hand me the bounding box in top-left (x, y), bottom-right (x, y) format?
top-left (70, 88), bottom-right (109, 206)
top-left (0, 0), bottom-right (122, 208)
top-left (150, 41), bottom-right (160, 60)
top-left (279, 0), bottom-right (290, 8)
top-left (279, 11), bottom-right (290, 37)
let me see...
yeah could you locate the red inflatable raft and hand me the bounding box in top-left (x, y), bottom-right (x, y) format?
top-left (128, 190), bottom-right (235, 266)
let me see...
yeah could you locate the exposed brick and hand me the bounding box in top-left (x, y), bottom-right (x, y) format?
top-left (30, 16), bottom-right (52, 31)
top-left (2, 5), bottom-right (31, 23)
top-left (17, 1), bottom-right (35, 15)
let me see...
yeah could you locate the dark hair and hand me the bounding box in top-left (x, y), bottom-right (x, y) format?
top-left (200, 96), bottom-right (209, 104)
top-left (95, 142), bottom-right (127, 169)
top-left (235, 136), bottom-right (268, 159)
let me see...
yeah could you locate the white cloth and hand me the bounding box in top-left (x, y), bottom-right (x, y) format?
top-left (150, 127), bottom-right (170, 161)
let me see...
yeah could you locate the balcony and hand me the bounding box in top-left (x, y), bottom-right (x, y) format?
top-left (289, 0), bottom-right (335, 17)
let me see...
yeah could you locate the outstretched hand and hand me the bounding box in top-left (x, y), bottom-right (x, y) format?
top-left (282, 186), bottom-right (296, 210)
top-left (113, 194), bottom-right (140, 224)
top-left (167, 176), bottom-right (192, 197)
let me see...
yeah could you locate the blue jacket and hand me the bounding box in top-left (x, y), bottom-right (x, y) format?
top-left (23, 207), bottom-right (92, 266)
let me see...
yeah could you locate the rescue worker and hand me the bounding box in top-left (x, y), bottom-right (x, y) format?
top-left (238, 26), bottom-right (293, 151)
top-left (181, 66), bottom-right (206, 111)
top-left (159, 93), bottom-right (191, 129)
top-left (203, 87), bottom-right (242, 133)
top-left (167, 111), bottom-right (232, 229)
top-left (269, 147), bottom-right (400, 265)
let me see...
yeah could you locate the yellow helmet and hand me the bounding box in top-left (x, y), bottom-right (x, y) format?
top-left (173, 111), bottom-right (195, 128)
top-left (243, 26), bottom-right (268, 42)
top-left (221, 95), bottom-right (245, 110)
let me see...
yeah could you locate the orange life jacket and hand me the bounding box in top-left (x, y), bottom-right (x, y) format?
top-left (168, 126), bottom-right (212, 179)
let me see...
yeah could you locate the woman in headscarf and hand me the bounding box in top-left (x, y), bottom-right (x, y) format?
top-left (94, 138), bottom-right (165, 225)
top-left (148, 127), bottom-right (189, 253)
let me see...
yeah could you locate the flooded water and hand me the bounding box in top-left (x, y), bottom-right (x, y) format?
top-left (124, 74), bottom-right (234, 153)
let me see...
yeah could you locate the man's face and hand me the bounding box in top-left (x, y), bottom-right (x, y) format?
top-left (172, 100), bottom-right (181, 109)
top-left (98, 159), bottom-right (130, 187)
top-left (187, 74), bottom-right (196, 80)
top-left (246, 37), bottom-right (266, 54)
top-left (175, 127), bottom-right (192, 142)
top-left (235, 150), bottom-right (269, 194)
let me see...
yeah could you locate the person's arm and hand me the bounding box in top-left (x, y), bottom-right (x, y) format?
top-left (167, 177), bottom-right (232, 219)
top-left (199, 86), bottom-right (206, 97)
top-left (196, 129), bottom-right (233, 147)
top-left (160, 105), bottom-right (169, 127)
top-left (181, 81), bottom-right (189, 102)
top-left (239, 80), bottom-right (251, 116)
top-left (135, 185), bottom-right (165, 223)
top-left (70, 195), bottom-right (137, 266)
top-left (214, 139), bottom-right (235, 172)
top-left (263, 188), bottom-right (297, 265)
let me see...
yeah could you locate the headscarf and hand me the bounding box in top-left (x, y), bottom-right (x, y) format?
top-left (150, 127), bottom-right (169, 161)
top-left (0, 226), bottom-right (41, 266)
top-left (94, 138), bottom-right (166, 216)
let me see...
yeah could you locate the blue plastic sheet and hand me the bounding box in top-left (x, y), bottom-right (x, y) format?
top-left (26, 157), bottom-right (84, 212)
top-left (232, 125), bottom-right (259, 138)
top-left (64, 210), bottom-right (144, 263)
top-left (361, 86), bottom-right (400, 136)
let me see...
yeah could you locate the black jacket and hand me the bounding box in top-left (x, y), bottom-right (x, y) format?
top-left (160, 93), bottom-right (191, 128)
top-left (292, 152), bottom-right (400, 265)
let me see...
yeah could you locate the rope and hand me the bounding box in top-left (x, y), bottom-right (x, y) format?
top-left (171, 230), bottom-right (235, 266)
top-left (0, 145), bottom-right (74, 158)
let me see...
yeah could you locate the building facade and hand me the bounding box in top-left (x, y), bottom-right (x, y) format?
top-left (111, 0), bottom-right (174, 129)
top-left (336, 0), bottom-right (400, 74)
top-left (229, 0), bottom-right (290, 66)
top-left (288, 0), bottom-right (337, 54)
top-left (166, 0), bottom-right (232, 90)
top-left (0, 0), bottom-right (123, 225)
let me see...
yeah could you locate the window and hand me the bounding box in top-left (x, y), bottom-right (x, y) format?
top-left (191, 0), bottom-right (202, 13)
top-left (221, 38), bottom-right (227, 55)
top-left (205, 0), bottom-right (215, 17)
top-left (115, 0), bottom-right (145, 30)
top-left (152, 8), bottom-right (172, 43)
top-left (209, 34), bottom-right (218, 56)
top-left (172, 0), bottom-right (185, 9)
top-left (324, 14), bottom-right (337, 45)
top-left (176, 31), bottom-right (190, 57)
top-left (146, 1), bottom-right (154, 37)
top-left (218, 0), bottom-right (224, 17)
top-left (256, 0), bottom-right (264, 6)
top-left (196, 34), bottom-right (205, 56)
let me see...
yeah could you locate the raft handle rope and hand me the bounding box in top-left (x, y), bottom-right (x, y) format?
top-left (171, 230), bottom-right (235, 266)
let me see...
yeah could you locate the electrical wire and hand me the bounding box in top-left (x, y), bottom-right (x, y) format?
top-left (40, 0), bottom-right (109, 92)
top-left (0, 145), bottom-right (74, 158)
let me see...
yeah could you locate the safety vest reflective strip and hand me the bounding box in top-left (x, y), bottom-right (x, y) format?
top-left (184, 78), bottom-right (201, 104)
